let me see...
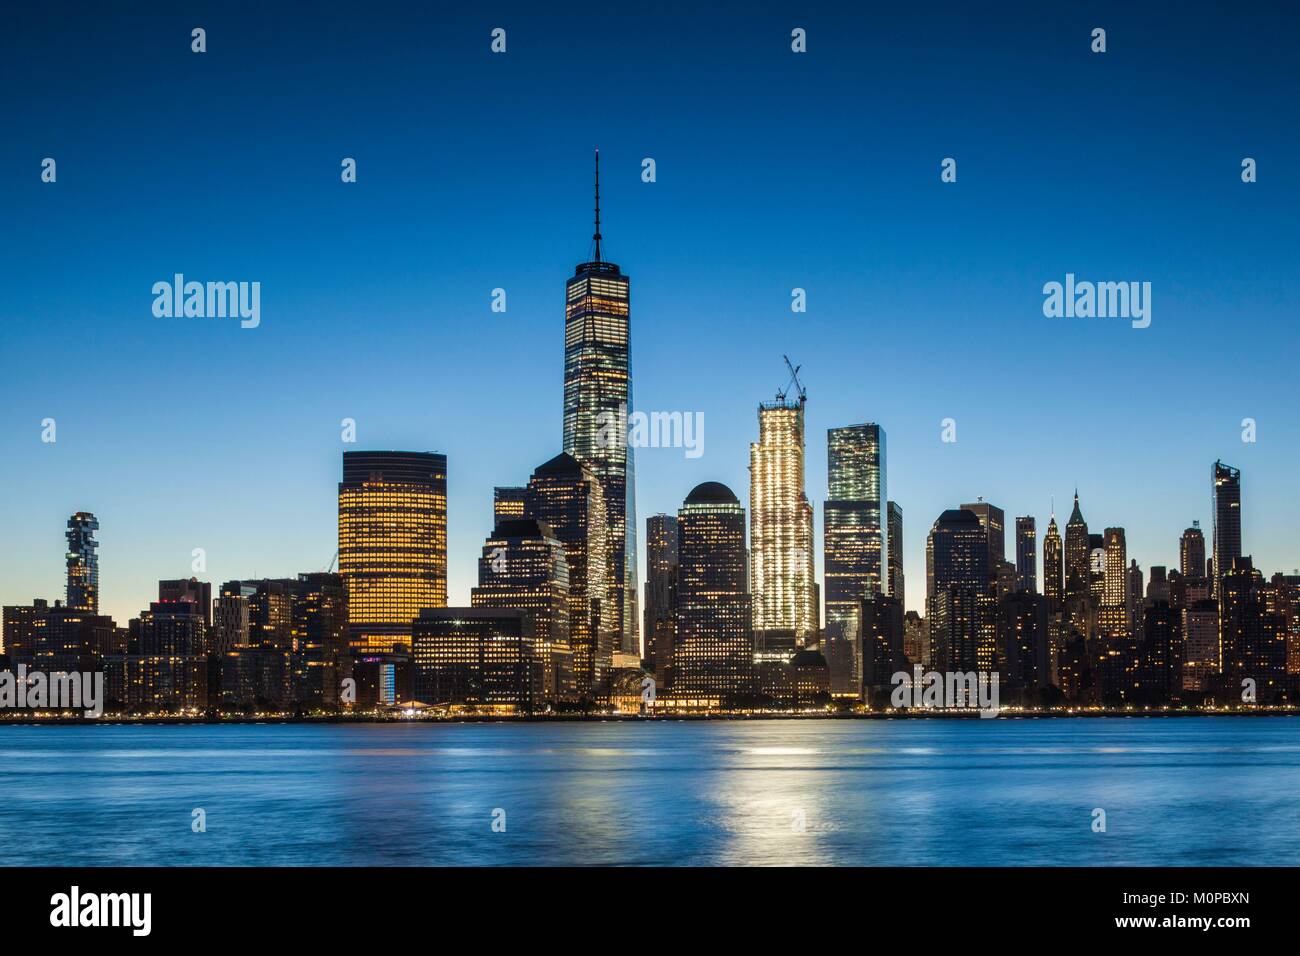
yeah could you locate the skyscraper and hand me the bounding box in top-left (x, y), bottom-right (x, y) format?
top-left (562, 151), bottom-right (636, 657)
top-left (961, 501), bottom-right (1006, 566)
top-left (65, 512), bottom-right (100, 613)
top-left (493, 486), bottom-right (527, 525)
top-left (1015, 516), bottom-right (1037, 593)
top-left (887, 501), bottom-right (904, 601)
top-left (750, 381), bottom-right (816, 645)
top-left (159, 578), bottom-right (212, 627)
top-left (471, 517), bottom-right (573, 704)
top-left (1180, 522), bottom-right (1207, 581)
top-left (337, 451), bottom-right (448, 653)
top-left (1063, 491), bottom-right (1090, 604)
top-left (1043, 515), bottom-right (1063, 609)
top-left (412, 607), bottom-right (541, 711)
top-left (1212, 461), bottom-right (1241, 595)
top-left (643, 514), bottom-right (679, 684)
top-left (675, 482), bottom-right (752, 703)
top-left (524, 452), bottom-right (610, 698)
top-left (823, 424), bottom-right (887, 656)
top-left (926, 509), bottom-right (993, 673)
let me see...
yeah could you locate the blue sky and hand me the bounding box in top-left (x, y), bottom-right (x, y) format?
top-left (2, 1), bottom-right (1298, 629)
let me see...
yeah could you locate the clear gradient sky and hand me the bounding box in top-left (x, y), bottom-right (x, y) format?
top-left (2, 1), bottom-right (1298, 632)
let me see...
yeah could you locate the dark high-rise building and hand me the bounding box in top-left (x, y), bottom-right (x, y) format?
top-left (961, 500), bottom-right (1005, 566)
top-left (65, 512), bottom-right (100, 613)
top-left (823, 424), bottom-right (887, 671)
top-left (1043, 515), bottom-right (1063, 609)
top-left (159, 578), bottom-right (212, 628)
top-left (562, 151), bottom-right (636, 657)
top-left (1063, 492), bottom-right (1090, 603)
top-left (887, 501), bottom-right (904, 601)
top-left (338, 450), bottom-right (448, 653)
top-left (643, 514), bottom-right (678, 684)
top-left (493, 486), bottom-right (527, 526)
top-left (1212, 461), bottom-right (1242, 597)
top-left (926, 509), bottom-right (993, 673)
top-left (1218, 556), bottom-right (1287, 702)
top-left (674, 482), bottom-right (752, 703)
top-left (471, 518), bottom-right (573, 704)
top-left (1181, 522), bottom-right (1207, 581)
top-left (996, 590), bottom-right (1051, 693)
top-left (1015, 517), bottom-right (1037, 593)
top-left (412, 607), bottom-right (541, 711)
top-left (524, 452), bottom-right (610, 698)
top-left (290, 572), bottom-right (349, 709)
top-left (860, 593), bottom-right (905, 702)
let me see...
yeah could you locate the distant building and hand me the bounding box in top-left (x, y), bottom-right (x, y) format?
top-left (927, 509), bottom-right (994, 673)
top-left (642, 514), bottom-right (678, 685)
top-left (524, 452), bottom-right (611, 698)
top-left (1180, 522), bottom-right (1207, 582)
top-left (471, 518), bottom-right (574, 704)
top-left (493, 486), bottom-right (527, 525)
top-left (674, 482), bottom-right (752, 704)
top-left (159, 578), bottom-right (212, 628)
top-left (751, 390), bottom-right (817, 646)
top-left (412, 607), bottom-right (541, 712)
top-left (65, 512), bottom-right (100, 613)
top-left (338, 450), bottom-right (447, 654)
top-left (1015, 516), bottom-right (1037, 593)
top-left (961, 501), bottom-right (1006, 566)
top-left (887, 501), bottom-right (904, 601)
top-left (1218, 556), bottom-right (1287, 702)
top-left (1212, 461), bottom-right (1242, 597)
top-left (823, 423), bottom-right (887, 687)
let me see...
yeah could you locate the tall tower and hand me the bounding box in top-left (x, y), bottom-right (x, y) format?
top-left (1043, 514), bottom-right (1063, 610)
top-left (65, 512), bottom-right (100, 613)
top-left (887, 501), bottom-right (904, 602)
top-left (961, 500), bottom-right (1006, 566)
top-left (643, 514), bottom-right (679, 682)
top-left (337, 451), bottom-right (447, 653)
top-left (926, 509), bottom-right (993, 673)
top-left (1212, 461), bottom-right (1241, 596)
top-left (750, 363), bottom-right (816, 646)
top-left (524, 452), bottom-right (611, 698)
top-left (675, 482), bottom-right (752, 703)
top-left (563, 150), bottom-right (637, 657)
top-left (1015, 516), bottom-right (1037, 594)
top-left (1063, 491), bottom-right (1090, 603)
top-left (1180, 521), bottom-right (1207, 581)
top-left (823, 424), bottom-right (887, 649)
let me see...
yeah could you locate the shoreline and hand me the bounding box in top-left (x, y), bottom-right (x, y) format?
top-left (0, 708), bottom-right (1297, 726)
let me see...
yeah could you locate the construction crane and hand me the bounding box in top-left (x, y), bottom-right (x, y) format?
top-left (775, 354), bottom-right (806, 405)
top-left (325, 550), bottom-right (338, 574)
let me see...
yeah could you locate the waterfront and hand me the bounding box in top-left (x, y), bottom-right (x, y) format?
top-left (1, 716), bottom-right (1296, 866)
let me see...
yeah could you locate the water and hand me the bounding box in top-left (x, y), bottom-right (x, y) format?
top-left (1, 716), bottom-right (1296, 866)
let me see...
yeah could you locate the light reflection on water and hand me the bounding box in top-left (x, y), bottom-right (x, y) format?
top-left (0, 716), bottom-right (1296, 866)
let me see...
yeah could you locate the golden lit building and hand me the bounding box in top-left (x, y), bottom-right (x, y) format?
top-left (338, 451), bottom-right (447, 653)
top-left (750, 395), bottom-right (816, 645)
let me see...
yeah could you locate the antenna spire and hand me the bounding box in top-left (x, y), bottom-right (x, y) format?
top-left (592, 148), bottom-right (602, 262)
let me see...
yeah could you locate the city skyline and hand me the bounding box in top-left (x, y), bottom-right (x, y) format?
top-left (3, 3), bottom-right (1300, 633)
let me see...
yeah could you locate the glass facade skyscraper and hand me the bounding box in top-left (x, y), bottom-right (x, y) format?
top-left (675, 482), bottom-right (752, 703)
top-left (337, 451), bottom-right (447, 653)
top-left (823, 424), bottom-right (887, 653)
top-left (643, 514), bottom-right (678, 684)
top-left (1212, 460), bottom-right (1241, 595)
top-left (887, 501), bottom-right (904, 602)
top-left (524, 452), bottom-right (610, 698)
top-left (65, 511), bottom-right (100, 613)
top-left (563, 151), bottom-right (637, 658)
top-left (926, 508), bottom-right (993, 673)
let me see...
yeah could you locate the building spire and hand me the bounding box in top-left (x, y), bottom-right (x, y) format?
top-left (592, 148), bottom-right (602, 262)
